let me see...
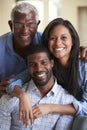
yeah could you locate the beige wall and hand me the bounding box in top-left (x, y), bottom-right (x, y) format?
top-left (61, 0), bottom-right (87, 30)
top-left (61, 0), bottom-right (87, 45)
top-left (0, 0), bottom-right (15, 35)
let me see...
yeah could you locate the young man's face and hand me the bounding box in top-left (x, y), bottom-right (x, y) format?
top-left (27, 52), bottom-right (54, 87)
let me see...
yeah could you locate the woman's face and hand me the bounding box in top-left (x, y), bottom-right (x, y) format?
top-left (48, 25), bottom-right (73, 65)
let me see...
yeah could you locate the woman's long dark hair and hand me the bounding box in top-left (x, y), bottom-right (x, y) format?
top-left (41, 18), bottom-right (82, 100)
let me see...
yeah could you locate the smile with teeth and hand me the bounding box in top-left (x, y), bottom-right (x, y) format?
top-left (20, 35), bottom-right (30, 39)
top-left (35, 72), bottom-right (46, 79)
top-left (36, 73), bottom-right (45, 78)
top-left (54, 47), bottom-right (65, 51)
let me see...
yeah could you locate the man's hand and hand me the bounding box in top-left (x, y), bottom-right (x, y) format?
top-left (0, 75), bottom-right (15, 97)
top-left (79, 46), bottom-right (87, 61)
top-left (19, 92), bottom-right (33, 127)
top-left (0, 79), bottom-right (10, 97)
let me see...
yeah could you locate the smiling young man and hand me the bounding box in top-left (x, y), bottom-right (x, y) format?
top-left (0, 44), bottom-right (80, 130)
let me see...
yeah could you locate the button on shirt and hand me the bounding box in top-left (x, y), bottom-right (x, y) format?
top-left (0, 32), bottom-right (42, 80)
top-left (0, 79), bottom-right (80, 130)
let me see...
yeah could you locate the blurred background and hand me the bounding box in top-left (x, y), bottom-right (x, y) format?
top-left (0, 0), bottom-right (87, 46)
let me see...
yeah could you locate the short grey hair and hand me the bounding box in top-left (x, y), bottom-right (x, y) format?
top-left (11, 2), bottom-right (39, 22)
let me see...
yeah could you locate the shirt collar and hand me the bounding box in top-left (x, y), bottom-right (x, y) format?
top-left (27, 78), bottom-right (59, 97)
top-left (46, 78), bottom-right (59, 97)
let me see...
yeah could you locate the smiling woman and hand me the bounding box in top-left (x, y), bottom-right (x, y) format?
top-left (41, 17), bottom-right (87, 130)
top-left (48, 24), bottom-right (73, 65)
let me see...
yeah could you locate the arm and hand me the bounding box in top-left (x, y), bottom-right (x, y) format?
top-left (0, 75), bottom-right (14, 97)
top-left (8, 70), bottom-right (33, 127)
top-left (78, 60), bottom-right (87, 115)
top-left (48, 104), bottom-right (76, 115)
top-left (0, 70), bottom-right (33, 127)
top-left (9, 86), bottom-right (33, 127)
top-left (7, 69), bottom-right (31, 93)
top-left (0, 69), bottom-right (30, 96)
top-left (32, 103), bottom-right (76, 120)
top-left (7, 86), bottom-right (33, 127)
top-left (32, 88), bottom-right (80, 120)
top-left (15, 69), bottom-right (31, 84)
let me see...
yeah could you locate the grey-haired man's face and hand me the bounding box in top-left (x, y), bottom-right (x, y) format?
top-left (9, 11), bottom-right (40, 47)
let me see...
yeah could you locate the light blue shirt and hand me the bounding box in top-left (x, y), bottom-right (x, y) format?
top-left (0, 79), bottom-right (80, 130)
top-left (0, 32), bottom-right (42, 80)
top-left (78, 60), bottom-right (87, 115)
top-left (9, 60), bottom-right (87, 115)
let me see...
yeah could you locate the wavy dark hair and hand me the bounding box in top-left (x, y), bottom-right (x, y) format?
top-left (41, 18), bottom-right (82, 100)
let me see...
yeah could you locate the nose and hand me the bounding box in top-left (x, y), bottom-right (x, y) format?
top-left (56, 38), bottom-right (61, 45)
top-left (21, 24), bottom-right (29, 33)
top-left (35, 63), bottom-right (42, 72)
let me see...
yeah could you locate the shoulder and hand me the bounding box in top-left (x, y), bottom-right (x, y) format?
top-left (55, 82), bottom-right (75, 104)
top-left (79, 59), bottom-right (87, 73)
top-left (33, 32), bottom-right (42, 44)
top-left (0, 32), bottom-right (11, 40)
top-left (36, 31), bottom-right (42, 36)
top-left (53, 78), bottom-right (69, 95)
top-left (78, 59), bottom-right (87, 85)
top-left (0, 32), bottom-right (12, 45)
top-left (23, 79), bottom-right (36, 92)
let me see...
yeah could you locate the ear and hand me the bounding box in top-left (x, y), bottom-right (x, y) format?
top-left (8, 20), bottom-right (13, 31)
top-left (37, 20), bottom-right (40, 26)
top-left (51, 59), bottom-right (54, 68)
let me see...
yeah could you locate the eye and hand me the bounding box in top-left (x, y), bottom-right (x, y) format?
top-left (28, 63), bottom-right (36, 67)
top-left (41, 60), bottom-right (48, 65)
top-left (49, 36), bottom-right (56, 41)
top-left (27, 22), bottom-right (37, 28)
top-left (61, 36), bottom-right (67, 40)
top-left (14, 22), bottom-right (23, 28)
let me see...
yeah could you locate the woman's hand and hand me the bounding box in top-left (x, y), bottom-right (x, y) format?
top-left (19, 92), bottom-right (33, 127)
top-left (32, 104), bottom-right (52, 120)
